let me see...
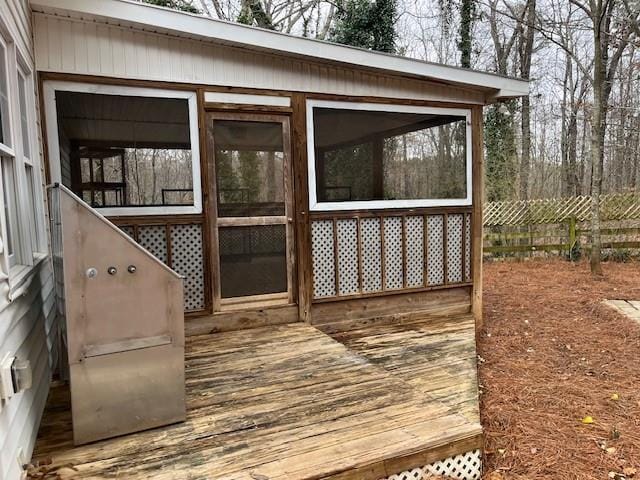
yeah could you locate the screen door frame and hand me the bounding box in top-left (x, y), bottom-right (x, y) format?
top-left (206, 112), bottom-right (295, 312)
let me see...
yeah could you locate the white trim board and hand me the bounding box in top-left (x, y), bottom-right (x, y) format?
top-left (204, 92), bottom-right (291, 107)
top-left (42, 81), bottom-right (202, 216)
top-left (306, 99), bottom-right (473, 212)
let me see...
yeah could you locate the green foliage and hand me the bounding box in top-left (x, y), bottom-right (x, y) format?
top-left (602, 248), bottom-right (633, 263)
top-left (331, 0), bottom-right (397, 53)
top-left (237, 0), bottom-right (275, 29)
top-left (141, 0), bottom-right (199, 14)
top-left (458, 0), bottom-right (475, 68)
top-left (485, 102), bottom-right (517, 202)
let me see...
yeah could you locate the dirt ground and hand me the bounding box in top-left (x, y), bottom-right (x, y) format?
top-left (480, 259), bottom-right (640, 480)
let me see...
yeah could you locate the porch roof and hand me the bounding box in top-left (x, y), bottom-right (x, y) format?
top-left (30, 0), bottom-right (529, 103)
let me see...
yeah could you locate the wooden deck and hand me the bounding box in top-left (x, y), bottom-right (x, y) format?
top-left (31, 316), bottom-right (481, 480)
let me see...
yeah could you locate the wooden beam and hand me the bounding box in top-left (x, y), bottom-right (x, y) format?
top-left (291, 93), bottom-right (313, 323)
top-left (471, 106), bottom-right (484, 330)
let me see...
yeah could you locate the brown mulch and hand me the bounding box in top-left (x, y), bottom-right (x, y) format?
top-left (479, 259), bottom-right (640, 480)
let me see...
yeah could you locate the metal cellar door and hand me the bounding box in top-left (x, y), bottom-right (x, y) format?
top-left (48, 184), bottom-right (186, 445)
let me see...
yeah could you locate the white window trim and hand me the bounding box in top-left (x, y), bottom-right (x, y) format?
top-left (0, 22), bottom-right (48, 301)
top-left (306, 99), bottom-right (473, 211)
top-left (16, 58), bottom-right (47, 256)
top-left (43, 81), bottom-right (203, 216)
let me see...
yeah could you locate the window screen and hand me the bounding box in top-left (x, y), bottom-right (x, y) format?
top-left (312, 106), bottom-right (468, 205)
top-left (55, 91), bottom-right (195, 209)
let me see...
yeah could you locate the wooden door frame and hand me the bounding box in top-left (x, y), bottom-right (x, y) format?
top-left (205, 111), bottom-right (296, 312)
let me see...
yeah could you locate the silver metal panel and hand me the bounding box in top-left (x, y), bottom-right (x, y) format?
top-left (71, 345), bottom-right (185, 445)
top-left (55, 185), bottom-right (186, 446)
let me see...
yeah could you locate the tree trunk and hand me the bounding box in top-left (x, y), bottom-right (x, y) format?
top-left (590, 20), bottom-right (604, 275)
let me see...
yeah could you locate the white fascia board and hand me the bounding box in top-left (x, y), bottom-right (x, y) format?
top-left (31, 0), bottom-right (529, 101)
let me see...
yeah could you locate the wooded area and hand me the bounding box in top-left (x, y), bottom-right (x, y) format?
top-left (145, 0), bottom-right (640, 272)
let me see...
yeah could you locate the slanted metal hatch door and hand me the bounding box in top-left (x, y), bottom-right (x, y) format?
top-left (207, 113), bottom-right (296, 311)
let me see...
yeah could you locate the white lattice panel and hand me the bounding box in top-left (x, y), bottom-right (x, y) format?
top-left (337, 219), bottom-right (359, 295)
top-left (170, 224), bottom-right (205, 311)
top-left (312, 220), bottom-right (336, 298)
top-left (380, 449), bottom-right (482, 480)
top-left (447, 214), bottom-right (464, 284)
top-left (360, 217), bottom-right (382, 293)
top-left (138, 225), bottom-right (168, 264)
top-left (465, 214), bottom-right (472, 281)
top-left (427, 215), bottom-right (444, 285)
top-left (405, 216), bottom-right (424, 288)
top-left (384, 216), bottom-right (404, 290)
top-left (119, 225), bottom-right (135, 239)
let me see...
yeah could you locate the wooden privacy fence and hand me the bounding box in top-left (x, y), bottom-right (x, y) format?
top-left (483, 192), bottom-right (640, 256)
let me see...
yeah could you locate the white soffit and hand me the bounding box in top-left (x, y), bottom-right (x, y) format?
top-left (30, 0), bottom-right (530, 102)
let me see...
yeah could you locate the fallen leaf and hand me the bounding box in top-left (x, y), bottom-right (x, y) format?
top-left (611, 393), bottom-right (620, 401)
top-left (582, 416), bottom-right (594, 424)
top-left (623, 467), bottom-right (637, 477)
top-left (606, 447), bottom-right (617, 454)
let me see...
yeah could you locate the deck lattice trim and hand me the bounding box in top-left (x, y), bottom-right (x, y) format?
top-left (381, 449), bottom-right (482, 480)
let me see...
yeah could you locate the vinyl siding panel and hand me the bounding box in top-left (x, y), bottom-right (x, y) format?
top-left (33, 13), bottom-right (486, 105)
top-left (0, 264), bottom-right (56, 480)
top-left (0, 2), bottom-right (57, 480)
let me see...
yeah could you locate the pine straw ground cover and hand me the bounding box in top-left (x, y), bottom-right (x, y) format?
top-left (479, 259), bottom-right (640, 480)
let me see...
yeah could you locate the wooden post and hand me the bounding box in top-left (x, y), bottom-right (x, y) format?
top-left (471, 106), bottom-right (484, 331)
top-left (568, 216), bottom-right (577, 259)
top-left (291, 93), bottom-right (313, 323)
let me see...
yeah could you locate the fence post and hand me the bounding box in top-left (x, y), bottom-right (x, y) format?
top-left (568, 216), bottom-right (577, 259)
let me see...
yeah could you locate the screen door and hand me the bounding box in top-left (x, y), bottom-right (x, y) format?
top-left (208, 113), bottom-right (294, 310)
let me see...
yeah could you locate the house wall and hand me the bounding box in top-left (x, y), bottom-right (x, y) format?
top-left (0, 1), bottom-right (57, 480)
top-left (31, 13), bottom-right (486, 105)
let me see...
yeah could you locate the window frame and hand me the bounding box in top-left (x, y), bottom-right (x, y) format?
top-left (43, 81), bottom-right (203, 216)
top-left (16, 60), bottom-right (46, 257)
top-left (306, 99), bottom-right (473, 212)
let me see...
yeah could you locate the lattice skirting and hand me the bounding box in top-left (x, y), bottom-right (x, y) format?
top-left (380, 449), bottom-right (482, 480)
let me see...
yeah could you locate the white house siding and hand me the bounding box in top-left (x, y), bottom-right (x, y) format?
top-left (0, 1), bottom-right (57, 480)
top-left (32, 13), bottom-right (486, 105)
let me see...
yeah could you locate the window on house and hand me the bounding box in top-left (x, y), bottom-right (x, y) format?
top-left (0, 40), bottom-right (10, 152)
top-left (307, 101), bottom-right (472, 210)
top-left (1, 157), bottom-right (19, 267)
top-left (48, 86), bottom-right (202, 216)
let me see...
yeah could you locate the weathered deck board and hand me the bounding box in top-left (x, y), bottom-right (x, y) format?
top-left (31, 320), bottom-right (481, 479)
top-left (331, 313), bottom-right (480, 423)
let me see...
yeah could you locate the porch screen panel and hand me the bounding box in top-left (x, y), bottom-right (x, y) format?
top-left (218, 225), bottom-right (287, 298)
top-left (55, 91), bottom-right (197, 210)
